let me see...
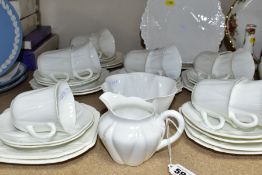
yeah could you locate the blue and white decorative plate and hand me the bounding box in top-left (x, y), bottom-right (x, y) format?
top-left (0, 0), bottom-right (23, 76)
top-left (0, 74), bottom-right (27, 93)
top-left (0, 62), bottom-right (27, 87)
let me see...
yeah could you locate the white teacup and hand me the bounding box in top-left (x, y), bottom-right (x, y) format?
top-left (192, 79), bottom-right (260, 130)
top-left (11, 82), bottom-right (76, 139)
top-left (124, 50), bottom-right (149, 73)
top-left (71, 28), bottom-right (116, 58)
top-left (124, 45), bottom-right (182, 80)
top-left (38, 42), bottom-right (101, 82)
top-left (146, 45), bottom-right (182, 79)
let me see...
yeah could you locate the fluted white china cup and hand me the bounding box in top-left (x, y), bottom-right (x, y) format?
top-left (38, 42), bottom-right (101, 82)
top-left (124, 45), bottom-right (182, 80)
top-left (11, 82), bottom-right (76, 139)
top-left (124, 50), bottom-right (149, 73)
top-left (145, 45), bottom-right (182, 80)
top-left (192, 79), bottom-right (259, 130)
top-left (71, 28), bottom-right (116, 58)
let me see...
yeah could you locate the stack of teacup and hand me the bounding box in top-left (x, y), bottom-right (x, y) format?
top-left (29, 38), bottom-right (110, 95)
top-left (182, 48), bottom-right (255, 91)
top-left (180, 78), bottom-right (262, 154)
top-left (123, 44), bottom-right (183, 91)
top-left (0, 82), bottom-right (99, 164)
top-left (70, 28), bottom-right (123, 69)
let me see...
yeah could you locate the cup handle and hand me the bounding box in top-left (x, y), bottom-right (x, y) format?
top-left (97, 51), bottom-right (102, 59)
top-left (73, 69), bottom-right (93, 80)
top-left (49, 73), bottom-right (70, 82)
top-left (197, 72), bottom-right (211, 80)
top-left (26, 123), bottom-right (56, 139)
top-left (156, 110), bottom-right (185, 151)
top-left (200, 110), bottom-right (225, 130)
top-left (228, 109), bottom-right (258, 129)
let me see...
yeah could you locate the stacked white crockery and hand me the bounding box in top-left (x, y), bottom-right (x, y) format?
top-left (182, 48), bottom-right (255, 91)
top-left (29, 41), bottom-right (110, 95)
top-left (180, 78), bottom-right (262, 154)
top-left (71, 28), bottom-right (124, 69)
top-left (0, 82), bottom-right (100, 164)
top-left (123, 44), bottom-right (183, 92)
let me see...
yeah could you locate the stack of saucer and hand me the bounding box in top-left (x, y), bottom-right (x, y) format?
top-left (71, 29), bottom-right (123, 69)
top-left (0, 62), bottom-right (27, 93)
top-left (180, 79), bottom-right (262, 154)
top-left (0, 82), bottom-right (100, 164)
top-left (29, 41), bottom-right (110, 95)
top-left (182, 48), bottom-right (255, 91)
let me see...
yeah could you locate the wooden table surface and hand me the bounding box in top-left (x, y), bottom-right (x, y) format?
top-left (0, 73), bottom-right (261, 175)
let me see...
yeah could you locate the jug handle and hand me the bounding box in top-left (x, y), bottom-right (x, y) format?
top-left (156, 110), bottom-right (185, 151)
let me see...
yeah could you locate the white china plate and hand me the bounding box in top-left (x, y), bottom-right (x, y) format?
top-left (227, 0), bottom-right (262, 59)
top-left (140, 0), bottom-right (225, 63)
top-left (30, 79), bottom-right (103, 96)
top-left (0, 104), bottom-right (99, 161)
top-left (185, 127), bottom-right (262, 155)
top-left (0, 102), bottom-right (94, 148)
top-left (185, 119), bottom-right (262, 144)
top-left (33, 70), bottom-right (101, 87)
top-left (181, 70), bottom-right (194, 91)
top-left (72, 69), bottom-right (109, 93)
top-left (0, 132), bottom-right (97, 165)
top-left (181, 102), bottom-right (262, 139)
top-left (101, 52), bottom-right (123, 68)
top-left (186, 125), bottom-right (262, 152)
top-left (109, 68), bottom-right (127, 75)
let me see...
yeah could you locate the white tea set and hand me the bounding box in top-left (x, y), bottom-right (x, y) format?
top-left (0, 82), bottom-right (99, 164)
top-left (182, 48), bottom-right (255, 91)
top-left (181, 78), bottom-right (262, 154)
top-left (29, 29), bottom-right (125, 95)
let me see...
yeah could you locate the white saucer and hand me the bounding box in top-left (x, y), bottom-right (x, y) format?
top-left (72, 69), bottom-right (109, 93)
top-left (185, 119), bottom-right (262, 144)
top-left (181, 70), bottom-right (194, 91)
top-left (101, 52), bottom-right (123, 68)
top-left (0, 104), bottom-right (99, 163)
top-left (0, 102), bottom-right (94, 148)
top-left (33, 70), bottom-right (101, 87)
top-left (185, 127), bottom-right (262, 155)
top-left (186, 125), bottom-right (262, 153)
top-left (181, 102), bottom-right (262, 139)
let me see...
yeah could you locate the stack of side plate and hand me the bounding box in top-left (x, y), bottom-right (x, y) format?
top-left (0, 102), bottom-right (100, 164)
top-left (181, 69), bottom-right (197, 91)
top-left (180, 102), bottom-right (262, 155)
top-left (30, 69), bottom-right (110, 95)
top-left (100, 52), bottom-right (124, 69)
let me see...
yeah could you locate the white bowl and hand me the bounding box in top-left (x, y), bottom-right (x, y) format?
top-left (101, 72), bottom-right (177, 113)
